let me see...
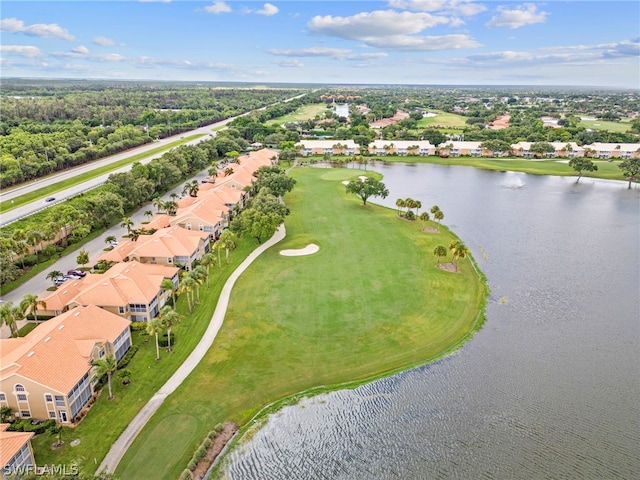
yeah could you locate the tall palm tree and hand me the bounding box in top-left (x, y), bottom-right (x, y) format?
top-left (105, 235), bottom-right (117, 246)
top-left (46, 270), bottom-right (64, 285)
top-left (26, 230), bottom-right (43, 255)
top-left (395, 198), bottom-right (405, 216)
top-left (146, 318), bottom-right (164, 361)
top-left (189, 268), bottom-right (206, 304)
top-left (160, 279), bottom-right (176, 308)
top-left (0, 301), bottom-right (22, 338)
top-left (200, 253), bottom-right (215, 287)
top-left (420, 212), bottom-right (431, 229)
top-left (177, 276), bottom-right (197, 313)
top-left (413, 200), bottom-right (422, 215)
top-left (91, 353), bottom-right (118, 400)
top-left (434, 210), bottom-right (444, 223)
top-left (218, 230), bottom-right (237, 265)
top-left (152, 196), bottom-right (164, 213)
top-left (20, 294), bottom-right (46, 324)
top-left (433, 245), bottom-right (448, 266)
top-left (158, 306), bottom-right (182, 353)
top-left (144, 210), bottom-right (153, 221)
top-left (120, 217), bottom-right (134, 235)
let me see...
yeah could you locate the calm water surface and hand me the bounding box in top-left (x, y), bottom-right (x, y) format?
top-left (222, 164), bottom-right (640, 479)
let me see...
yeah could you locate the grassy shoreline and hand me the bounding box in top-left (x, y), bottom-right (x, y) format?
top-left (116, 167), bottom-right (488, 479)
top-left (316, 154), bottom-right (631, 182)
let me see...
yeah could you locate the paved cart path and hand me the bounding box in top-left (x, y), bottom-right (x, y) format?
top-left (98, 224), bottom-right (286, 474)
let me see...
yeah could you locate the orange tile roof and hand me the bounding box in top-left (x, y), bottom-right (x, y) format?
top-left (128, 225), bottom-right (208, 260)
top-left (144, 215), bottom-right (171, 231)
top-left (0, 425), bottom-right (34, 467)
top-left (0, 305), bottom-right (130, 395)
top-left (97, 239), bottom-right (137, 263)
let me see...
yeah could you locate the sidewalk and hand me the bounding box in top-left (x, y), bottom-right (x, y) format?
top-left (98, 224), bottom-right (286, 474)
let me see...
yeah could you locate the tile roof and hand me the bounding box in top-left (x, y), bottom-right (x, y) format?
top-left (0, 424), bottom-right (34, 467)
top-left (0, 305), bottom-right (130, 394)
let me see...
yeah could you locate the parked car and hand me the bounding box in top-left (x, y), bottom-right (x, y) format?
top-left (67, 269), bottom-right (87, 277)
top-left (66, 274), bottom-right (82, 280)
top-left (110, 241), bottom-right (119, 247)
top-left (54, 277), bottom-right (67, 286)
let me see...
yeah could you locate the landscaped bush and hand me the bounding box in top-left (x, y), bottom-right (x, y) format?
top-left (20, 254), bottom-right (38, 267)
top-left (159, 333), bottom-right (176, 348)
top-left (405, 210), bottom-right (416, 220)
top-left (7, 418), bottom-right (55, 434)
top-left (117, 345), bottom-right (139, 369)
top-left (129, 322), bottom-right (147, 331)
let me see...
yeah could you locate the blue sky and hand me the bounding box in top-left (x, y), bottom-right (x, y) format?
top-left (1, 1), bottom-right (639, 87)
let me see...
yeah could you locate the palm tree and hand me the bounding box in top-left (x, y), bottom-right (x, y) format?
top-left (224, 167), bottom-right (234, 177)
top-left (91, 353), bottom-right (117, 400)
top-left (218, 230), bottom-right (237, 265)
top-left (158, 306), bottom-right (182, 353)
top-left (189, 268), bottom-right (207, 304)
top-left (105, 235), bottom-right (117, 247)
top-left (420, 212), bottom-right (430, 229)
top-left (144, 210), bottom-right (153, 221)
top-left (26, 230), bottom-right (43, 255)
top-left (0, 301), bottom-right (22, 338)
top-left (160, 279), bottom-right (176, 308)
top-left (46, 270), bottom-right (64, 286)
top-left (177, 276), bottom-right (197, 313)
top-left (200, 253), bottom-right (215, 287)
top-left (152, 196), bottom-right (164, 213)
top-left (20, 294), bottom-right (46, 324)
top-left (146, 318), bottom-right (164, 361)
top-left (434, 210), bottom-right (444, 223)
top-left (430, 205), bottom-right (441, 215)
top-left (433, 245), bottom-right (448, 266)
top-left (450, 242), bottom-right (469, 272)
top-left (413, 200), bottom-right (422, 215)
top-left (120, 217), bottom-right (134, 235)
top-left (395, 198), bottom-right (406, 216)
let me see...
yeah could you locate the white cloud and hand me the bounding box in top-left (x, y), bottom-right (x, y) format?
top-left (93, 36), bottom-right (119, 46)
top-left (71, 45), bottom-right (90, 54)
top-left (205, 1), bottom-right (232, 14)
top-left (0, 45), bottom-right (44, 58)
top-left (274, 59), bottom-right (304, 68)
top-left (308, 10), bottom-right (450, 39)
top-left (0, 17), bottom-right (75, 41)
top-left (486, 4), bottom-right (548, 29)
top-left (256, 3), bottom-right (279, 16)
top-left (267, 47), bottom-right (388, 61)
top-left (364, 33), bottom-right (480, 51)
top-left (389, 0), bottom-right (486, 16)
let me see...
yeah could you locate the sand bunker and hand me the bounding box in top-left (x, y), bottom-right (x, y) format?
top-left (280, 244), bottom-right (319, 256)
top-left (342, 180), bottom-right (350, 185)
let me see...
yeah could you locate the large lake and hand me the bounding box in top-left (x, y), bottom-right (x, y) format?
top-left (222, 163), bottom-right (640, 479)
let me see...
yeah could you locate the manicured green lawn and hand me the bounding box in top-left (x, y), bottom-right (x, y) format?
top-left (578, 118), bottom-right (633, 133)
top-left (0, 134), bottom-right (204, 214)
top-left (417, 110), bottom-right (467, 128)
top-left (116, 167), bottom-right (487, 480)
top-left (28, 240), bottom-right (257, 475)
top-left (266, 103), bottom-right (329, 125)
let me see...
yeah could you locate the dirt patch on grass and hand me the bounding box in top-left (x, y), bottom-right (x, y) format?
top-left (422, 227), bottom-right (440, 233)
top-left (191, 422), bottom-right (238, 480)
top-left (436, 262), bottom-right (458, 273)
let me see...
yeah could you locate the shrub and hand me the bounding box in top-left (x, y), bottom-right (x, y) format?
top-left (117, 345), bottom-right (139, 369)
top-left (203, 438), bottom-right (212, 448)
top-left (159, 333), bottom-right (176, 348)
top-left (180, 469), bottom-right (193, 480)
top-left (20, 254), bottom-right (38, 267)
top-left (129, 322), bottom-right (147, 331)
top-left (405, 210), bottom-right (416, 220)
top-left (7, 419), bottom-right (55, 434)
top-left (214, 423), bottom-right (224, 433)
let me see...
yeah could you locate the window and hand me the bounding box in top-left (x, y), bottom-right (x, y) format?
top-left (167, 257), bottom-right (173, 263)
top-left (99, 347), bottom-right (105, 358)
top-left (49, 411), bottom-right (56, 419)
top-left (15, 384), bottom-right (25, 392)
top-left (0, 393), bottom-right (6, 401)
top-left (45, 394), bottom-right (53, 402)
top-left (119, 306), bottom-right (125, 314)
top-left (55, 395), bottom-right (65, 407)
top-left (59, 411), bottom-right (68, 423)
top-left (17, 394), bottom-right (27, 401)
top-left (20, 410), bottom-right (31, 418)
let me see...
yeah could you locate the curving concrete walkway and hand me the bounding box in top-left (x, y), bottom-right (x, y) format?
top-left (98, 224), bottom-right (286, 474)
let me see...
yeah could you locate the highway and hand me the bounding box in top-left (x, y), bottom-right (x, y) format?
top-left (0, 91), bottom-right (309, 227)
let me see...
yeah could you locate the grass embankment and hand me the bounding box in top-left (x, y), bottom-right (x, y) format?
top-left (578, 118), bottom-right (633, 133)
top-left (266, 103), bottom-right (329, 125)
top-left (116, 167), bottom-right (487, 480)
top-left (29, 240), bottom-right (257, 474)
top-left (0, 134), bottom-right (204, 214)
top-left (317, 154), bottom-right (628, 181)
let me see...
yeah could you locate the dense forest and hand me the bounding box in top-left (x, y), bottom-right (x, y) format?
top-left (0, 80), bottom-right (307, 188)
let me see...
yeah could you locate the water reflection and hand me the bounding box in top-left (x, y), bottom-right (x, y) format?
top-left (223, 164), bottom-right (639, 479)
